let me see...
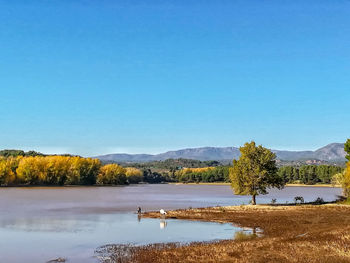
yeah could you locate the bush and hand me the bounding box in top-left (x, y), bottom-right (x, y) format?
top-left (142, 169), bottom-right (166, 183)
top-left (294, 196), bottom-right (305, 204)
top-left (314, 197), bottom-right (325, 204)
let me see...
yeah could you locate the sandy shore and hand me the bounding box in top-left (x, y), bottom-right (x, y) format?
top-left (105, 204), bottom-right (350, 263)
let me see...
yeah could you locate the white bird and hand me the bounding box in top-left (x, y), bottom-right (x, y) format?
top-left (160, 209), bottom-right (167, 215)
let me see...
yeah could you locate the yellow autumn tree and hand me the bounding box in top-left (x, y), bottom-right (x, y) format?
top-left (46, 156), bottom-right (72, 185)
top-left (97, 164), bottom-right (127, 185)
top-left (175, 167), bottom-right (215, 182)
top-left (16, 156), bottom-right (48, 185)
top-left (125, 167), bottom-right (143, 184)
top-left (175, 167), bottom-right (215, 176)
top-left (0, 156), bottom-right (23, 185)
top-left (342, 162), bottom-right (350, 198)
top-left (67, 157), bottom-right (101, 185)
top-left (1, 155), bottom-right (130, 186)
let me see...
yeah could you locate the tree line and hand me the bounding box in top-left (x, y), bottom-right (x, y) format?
top-left (0, 156), bottom-right (145, 186)
top-left (0, 155), bottom-right (345, 187)
top-left (119, 158), bottom-right (222, 170)
top-left (1, 140), bottom-right (349, 195)
top-left (173, 167), bottom-right (230, 183)
top-left (168, 164), bottom-right (342, 185)
top-left (0, 149), bottom-right (45, 158)
top-left (278, 165), bottom-right (343, 184)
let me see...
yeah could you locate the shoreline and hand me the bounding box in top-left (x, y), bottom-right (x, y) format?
top-left (105, 203), bottom-right (350, 262)
top-left (170, 182), bottom-right (341, 188)
top-left (0, 182), bottom-right (342, 188)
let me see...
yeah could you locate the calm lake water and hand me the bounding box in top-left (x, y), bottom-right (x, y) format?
top-left (0, 184), bottom-right (342, 263)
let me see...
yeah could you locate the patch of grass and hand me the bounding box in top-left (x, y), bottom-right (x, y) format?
top-left (340, 198), bottom-right (350, 205)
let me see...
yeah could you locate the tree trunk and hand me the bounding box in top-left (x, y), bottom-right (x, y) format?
top-left (252, 195), bottom-right (256, 205)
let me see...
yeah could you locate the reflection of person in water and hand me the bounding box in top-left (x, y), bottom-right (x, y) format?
top-left (137, 207), bottom-right (142, 222)
top-left (160, 219), bottom-right (167, 229)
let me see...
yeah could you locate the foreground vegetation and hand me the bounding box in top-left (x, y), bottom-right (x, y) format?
top-left (100, 204), bottom-right (350, 263)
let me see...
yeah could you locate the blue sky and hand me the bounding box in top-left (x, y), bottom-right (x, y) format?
top-left (0, 0), bottom-right (349, 156)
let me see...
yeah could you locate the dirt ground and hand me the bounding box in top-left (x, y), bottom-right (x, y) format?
top-left (102, 204), bottom-right (350, 263)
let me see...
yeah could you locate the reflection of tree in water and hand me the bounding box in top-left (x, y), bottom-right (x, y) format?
top-left (0, 217), bottom-right (96, 233)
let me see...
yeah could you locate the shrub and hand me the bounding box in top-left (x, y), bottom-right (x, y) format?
top-left (294, 196), bottom-right (305, 204)
top-left (314, 197), bottom-right (325, 204)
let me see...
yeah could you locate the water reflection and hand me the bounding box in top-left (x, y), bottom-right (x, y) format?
top-left (160, 219), bottom-right (167, 229)
top-left (0, 213), bottom-right (244, 263)
top-left (0, 216), bottom-right (95, 233)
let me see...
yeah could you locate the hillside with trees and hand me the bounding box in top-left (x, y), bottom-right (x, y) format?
top-left (96, 143), bottom-right (346, 163)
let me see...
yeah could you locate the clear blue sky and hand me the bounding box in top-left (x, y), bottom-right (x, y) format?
top-left (0, 0), bottom-right (349, 156)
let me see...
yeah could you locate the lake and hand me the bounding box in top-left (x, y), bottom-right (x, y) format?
top-left (0, 184), bottom-right (342, 263)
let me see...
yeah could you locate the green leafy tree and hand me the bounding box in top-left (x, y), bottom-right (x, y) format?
top-left (345, 139), bottom-right (350, 161)
top-left (0, 150), bottom-right (44, 157)
top-left (229, 141), bottom-right (284, 205)
top-left (0, 150), bottom-right (25, 157)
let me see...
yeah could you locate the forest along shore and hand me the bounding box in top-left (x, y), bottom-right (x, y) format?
top-left (170, 182), bottom-right (342, 187)
top-left (112, 204), bottom-right (350, 263)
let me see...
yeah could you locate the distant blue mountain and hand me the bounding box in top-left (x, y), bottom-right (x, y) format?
top-left (95, 143), bottom-right (346, 163)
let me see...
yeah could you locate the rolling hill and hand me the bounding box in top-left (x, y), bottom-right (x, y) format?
top-left (95, 143), bottom-right (346, 163)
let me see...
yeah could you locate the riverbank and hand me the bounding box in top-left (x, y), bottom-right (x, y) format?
top-left (110, 204), bottom-right (350, 263)
top-left (171, 182), bottom-right (341, 187)
top-left (0, 182), bottom-right (341, 188)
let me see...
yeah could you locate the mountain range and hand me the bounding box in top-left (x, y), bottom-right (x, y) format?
top-left (95, 143), bottom-right (346, 163)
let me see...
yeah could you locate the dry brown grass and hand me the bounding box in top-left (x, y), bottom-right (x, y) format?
top-left (102, 204), bottom-right (350, 263)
